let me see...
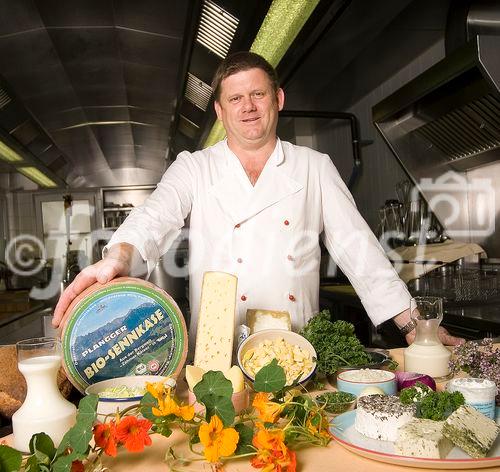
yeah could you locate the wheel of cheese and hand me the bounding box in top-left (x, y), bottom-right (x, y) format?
top-left (61, 277), bottom-right (188, 392)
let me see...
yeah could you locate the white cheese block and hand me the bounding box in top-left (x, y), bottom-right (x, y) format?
top-left (443, 405), bottom-right (500, 458)
top-left (246, 309), bottom-right (291, 333)
top-left (395, 419), bottom-right (453, 459)
top-left (355, 395), bottom-right (415, 442)
top-left (194, 272), bottom-right (237, 372)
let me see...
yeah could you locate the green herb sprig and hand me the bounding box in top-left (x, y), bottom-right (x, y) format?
top-left (300, 310), bottom-right (370, 375)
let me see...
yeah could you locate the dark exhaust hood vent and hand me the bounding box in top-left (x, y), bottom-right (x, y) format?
top-left (373, 3), bottom-right (500, 173)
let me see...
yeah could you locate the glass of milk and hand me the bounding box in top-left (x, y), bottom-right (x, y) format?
top-left (12, 337), bottom-right (77, 452)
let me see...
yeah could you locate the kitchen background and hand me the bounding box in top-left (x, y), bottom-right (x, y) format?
top-left (0, 0), bottom-right (499, 346)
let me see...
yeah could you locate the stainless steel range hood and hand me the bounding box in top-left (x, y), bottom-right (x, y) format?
top-left (373, 34), bottom-right (500, 173)
top-left (372, 2), bottom-right (500, 258)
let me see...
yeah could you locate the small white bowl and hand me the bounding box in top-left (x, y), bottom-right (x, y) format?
top-left (237, 329), bottom-right (317, 385)
top-left (85, 375), bottom-right (175, 416)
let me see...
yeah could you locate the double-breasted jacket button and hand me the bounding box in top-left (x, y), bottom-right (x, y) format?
top-left (284, 219), bottom-right (290, 226)
top-left (235, 223), bottom-right (241, 228)
top-left (288, 294), bottom-right (296, 302)
top-left (237, 258), bottom-right (243, 263)
top-left (287, 254), bottom-right (294, 261)
top-left (241, 295), bottom-right (247, 301)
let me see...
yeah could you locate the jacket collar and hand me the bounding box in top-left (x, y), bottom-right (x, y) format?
top-left (209, 139), bottom-right (303, 224)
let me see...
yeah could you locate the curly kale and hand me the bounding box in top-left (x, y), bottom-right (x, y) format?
top-left (418, 390), bottom-right (465, 421)
top-left (399, 382), bottom-right (433, 405)
top-left (300, 310), bottom-right (371, 375)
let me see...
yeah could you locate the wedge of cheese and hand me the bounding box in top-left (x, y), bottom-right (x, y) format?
top-left (194, 271), bottom-right (237, 372)
top-left (395, 419), bottom-right (453, 459)
top-left (186, 364), bottom-right (245, 393)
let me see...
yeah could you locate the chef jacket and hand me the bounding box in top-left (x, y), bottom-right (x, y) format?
top-left (106, 139), bottom-right (411, 347)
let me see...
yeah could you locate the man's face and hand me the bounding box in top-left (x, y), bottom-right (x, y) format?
top-left (214, 68), bottom-right (284, 149)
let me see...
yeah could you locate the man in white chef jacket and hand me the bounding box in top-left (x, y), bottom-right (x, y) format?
top-left (53, 52), bottom-right (462, 347)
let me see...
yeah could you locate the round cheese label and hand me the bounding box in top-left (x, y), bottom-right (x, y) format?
top-left (62, 277), bottom-right (188, 392)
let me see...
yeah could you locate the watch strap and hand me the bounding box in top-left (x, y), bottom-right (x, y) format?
top-left (398, 319), bottom-right (417, 336)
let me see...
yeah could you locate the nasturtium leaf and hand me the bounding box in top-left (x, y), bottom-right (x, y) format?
top-left (29, 433), bottom-right (56, 461)
top-left (75, 394), bottom-right (98, 427)
top-left (52, 451), bottom-right (81, 472)
top-left (0, 445), bottom-right (22, 472)
top-left (193, 371), bottom-right (233, 404)
top-left (253, 359), bottom-right (286, 392)
top-left (25, 454), bottom-right (43, 471)
top-left (234, 423), bottom-right (254, 455)
top-left (153, 422), bottom-right (172, 438)
top-left (201, 394), bottom-right (235, 427)
top-left (140, 391), bottom-right (157, 420)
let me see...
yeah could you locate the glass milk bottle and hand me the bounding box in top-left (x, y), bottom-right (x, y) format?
top-left (12, 337), bottom-right (77, 452)
top-left (403, 297), bottom-right (451, 381)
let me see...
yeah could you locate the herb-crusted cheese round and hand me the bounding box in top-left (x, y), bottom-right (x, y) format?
top-left (355, 394), bottom-right (416, 441)
top-left (62, 277), bottom-right (188, 392)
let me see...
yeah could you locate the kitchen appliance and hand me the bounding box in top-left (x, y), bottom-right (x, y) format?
top-left (373, 1), bottom-right (500, 258)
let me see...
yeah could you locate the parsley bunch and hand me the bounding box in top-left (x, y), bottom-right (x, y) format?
top-left (400, 385), bottom-right (465, 421)
top-left (300, 310), bottom-right (370, 375)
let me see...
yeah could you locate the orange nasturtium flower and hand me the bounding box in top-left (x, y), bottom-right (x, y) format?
top-left (115, 416), bottom-right (152, 453)
top-left (252, 392), bottom-right (284, 423)
top-left (198, 415), bottom-right (239, 463)
top-left (152, 389), bottom-right (195, 421)
top-left (306, 412), bottom-right (332, 441)
top-left (93, 421), bottom-right (118, 457)
top-left (251, 424), bottom-right (296, 472)
top-left (70, 460), bottom-right (85, 472)
top-left (146, 379), bottom-right (171, 400)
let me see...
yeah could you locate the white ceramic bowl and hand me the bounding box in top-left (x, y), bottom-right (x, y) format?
top-left (237, 329), bottom-right (317, 385)
top-left (85, 375), bottom-right (175, 416)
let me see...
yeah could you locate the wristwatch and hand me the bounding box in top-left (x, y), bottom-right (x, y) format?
top-left (398, 319), bottom-right (417, 336)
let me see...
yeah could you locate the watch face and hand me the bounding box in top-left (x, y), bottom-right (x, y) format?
top-left (62, 277), bottom-right (188, 392)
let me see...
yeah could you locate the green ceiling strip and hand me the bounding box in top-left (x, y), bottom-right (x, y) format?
top-left (203, 0), bottom-right (320, 148)
top-left (250, 0), bottom-right (320, 67)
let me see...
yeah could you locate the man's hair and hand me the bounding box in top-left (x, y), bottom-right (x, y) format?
top-left (211, 51), bottom-right (279, 101)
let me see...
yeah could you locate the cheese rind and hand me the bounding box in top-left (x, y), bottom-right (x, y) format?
top-left (194, 272), bottom-right (237, 372)
top-left (355, 395), bottom-right (415, 442)
top-left (395, 419), bottom-right (453, 459)
top-left (443, 405), bottom-right (500, 458)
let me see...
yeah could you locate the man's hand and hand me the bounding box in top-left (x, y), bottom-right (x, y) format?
top-left (393, 308), bottom-right (465, 346)
top-left (405, 326), bottom-right (465, 346)
top-left (52, 243), bottom-right (137, 329)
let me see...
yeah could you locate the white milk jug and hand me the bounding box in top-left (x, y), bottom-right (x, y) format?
top-left (12, 338), bottom-right (77, 452)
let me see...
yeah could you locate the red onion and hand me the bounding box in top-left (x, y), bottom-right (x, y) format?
top-left (395, 371), bottom-right (436, 391)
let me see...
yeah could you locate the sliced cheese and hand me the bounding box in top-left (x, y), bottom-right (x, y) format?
top-left (185, 364), bottom-right (245, 393)
top-left (186, 365), bottom-right (205, 391)
top-left (247, 309), bottom-right (291, 333)
top-left (194, 271), bottom-right (237, 372)
top-left (224, 365), bottom-right (245, 393)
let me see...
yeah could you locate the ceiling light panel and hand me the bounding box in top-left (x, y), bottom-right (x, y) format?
top-left (0, 87), bottom-right (11, 110)
top-left (185, 73), bottom-right (213, 111)
top-left (17, 166), bottom-right (57, 188)
top-left (196, 0), bottom-right (239, 59)
top-left (0, 140), bottom-right (23, 162)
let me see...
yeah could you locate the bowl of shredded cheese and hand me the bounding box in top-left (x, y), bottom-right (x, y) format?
top-left (237, 329), bottom-right (317, 386)
top-left (85, 375), bottom-right (176, 416)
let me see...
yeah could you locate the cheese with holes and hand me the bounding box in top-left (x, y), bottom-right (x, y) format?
top-left (395, 419), bottom-right (453, 459)
top-left (194, 272), bottom-right (237, 371)
top-left (247, 309), bottom-right (291, 333)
